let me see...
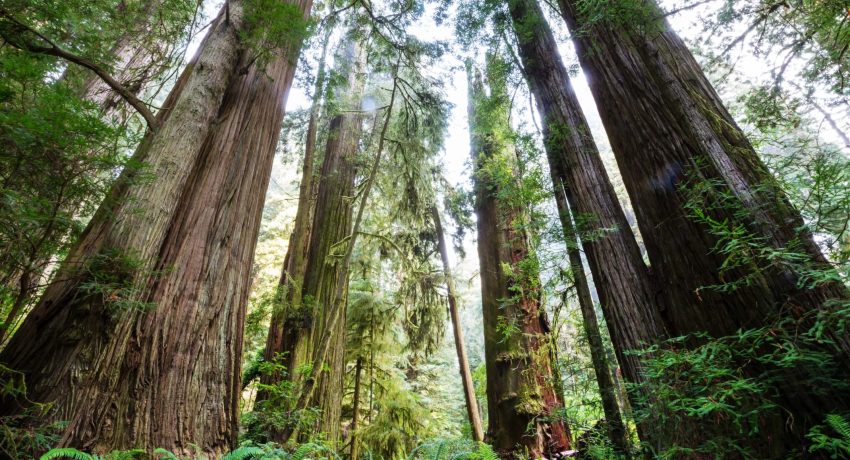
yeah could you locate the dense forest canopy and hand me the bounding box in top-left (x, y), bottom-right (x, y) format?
top-left (0, 0), bottom-right (849, 459)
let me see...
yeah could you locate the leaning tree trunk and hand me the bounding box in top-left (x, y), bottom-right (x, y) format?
top-left (0, 0), bottom-right (314, 455)
top-left (557, 0), bottom-right (850, 451)
top-left (432, 205), bottom-right (485, 443)
top-left (468, 59), bottom-right (570, 459)
top-left (554, 189), bottom-right (629, 454)
top-left (0, 0), bottom-right (195, 346)
top-left (71, 0), bottom-right (193, 119)
top-left (505, 0), bottom-right (666, 402)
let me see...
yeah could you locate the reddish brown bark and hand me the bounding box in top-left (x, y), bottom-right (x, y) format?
top-left (556, 0), bottom-right (850, 452)
top-left (0, 0), bottom-right (313, 454)
top-left (553, 187), bottom-right (629, 454)
top-left (468, 60), bottom-right (570, 458)
top-left (505, 0), bottom-right (666, 397)
top-left (258, 26), bottom-right (331, 404)
top-left (0, 0), bottom-right (195, 347)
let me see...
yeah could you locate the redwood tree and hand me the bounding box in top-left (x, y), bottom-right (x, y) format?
top-left (504, 0), bottom-right (667, 396)
top-left (0, 0), bottom-right (197, 345)
top-left (557, 0), bottom-right (850, 450)
top-left (0, 0), bottom-right (314, 454)
top-left (267, 39), bottom-right (366, 445)
top-left (468, 58), bottom-right (570, 458)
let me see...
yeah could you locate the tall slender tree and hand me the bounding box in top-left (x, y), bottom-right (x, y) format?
top-left (554, 192), bottom-right (629, 454)
top-left (0, 0), bottom-right (314, 454)
top-left (431, 205), bottom-right (485, 443)
top-left (556, 0), bottom-right (850, 449)
top-left (258, 22), bottom-right (332, 405)
top-left (502, 0), bottom-right (667, 403)
top-left (468, 57), bottom-right (570, 458)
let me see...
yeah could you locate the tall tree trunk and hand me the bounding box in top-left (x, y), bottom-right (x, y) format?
top-left (0, 0), bottom-right (314, 455)
top-left (505, 0), bottom-right (666, 405)
top-left (431, 205), bottom-right (485, 443)
top-left (556, 0), bottom-right (850, 450)
top-left (0, 0), bottom-right (195, 347)
top-left (468, 58), bottom-right (570, 458)
top-left (288, 69), bottom-right (397, 445)
top-left (349, 356), bottom-right (364, 460)
top-left (275, 40), bottom-right (365, 446)
top-left (554, 189), bottom-right (629, 454)
top-left (258, 25), bottom-right (331, 402)
top-left (71, 0), bottom-right (192, 119)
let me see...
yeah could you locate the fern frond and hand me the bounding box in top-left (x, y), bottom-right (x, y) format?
top-left (826, 414), bottom-right (850, 441)
top-left (39, 448), bottom-right (94, 460)
top-left (291, 442), bottom-right (339, 460)
top-left (154, 448), bottom-right (180, 460)
top-left (221, 446), bottom-right (264, 460)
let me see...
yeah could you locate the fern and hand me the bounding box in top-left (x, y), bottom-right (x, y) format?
top-left (110, 449), bottom-right (146, 460)
top-left (221, 446), bottom-right (264, 460)
top-left (154, 448), bottom-right (180, 460)
top-left (39, 448), bottom-right (95, 460)
top-left (291, 442), bottom-right (339, 460)
top-left (826, 414), bottom-right (850, 441)
top-left (808, 413), bottom-right (850, 457)
top-left (469, 443), bottom-right (499, 460)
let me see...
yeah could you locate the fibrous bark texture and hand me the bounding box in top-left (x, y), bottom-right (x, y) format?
top-left (0, 0), bottom-right (313, 455)
top-left (557, 0), bottom-right (850, 451)
top-left (297, 112), bottom-right (360, 444)
top-left (506, 0), bottom-right (666, 392)
top-left (554, 190), bottom-right (629, 454)
top-left (468, 59), bottom-right (570, 459)
top-left (271, 39), bottom-right (365, 446)
top-left (259, 27), bottom-right (330, 406)
top-left (0, 0), bottom-right (195, 346)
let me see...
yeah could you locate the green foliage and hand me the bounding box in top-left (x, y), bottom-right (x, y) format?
top-left (39, 448), bottom-right (95, 460)
top-left (38, 443), bottom-right (341, 460)
top-left (807, 414), bottom-right (850, 458)
top-left (629, 160), bottom-right (850, 457)
top-left (407, 439), bottom-right (498, 460)
top-left (222, 445), bottom-right (266, 460)
top-left (77, 248), bottom-right (159, 314)
top-left (696, 0), bottom-right (850, 101)
top-left (242, 0), bottom-right (314, 69)
top-left (0, 364), bottom-right (64, 459)
top-left (243, 356), bottom-right (320, 443)
top-left (572, 0), bottom-right (662, 35)
top-left (38, 447), bottom-right (151, 460)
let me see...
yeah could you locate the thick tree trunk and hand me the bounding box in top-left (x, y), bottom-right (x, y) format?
top-left (557, 0), bottom-right (850, 451)
top-left (283, 111), bottom-right (361, 444)
top-left (289, 70), bottom-right (395, 447)
top-left (431, 206), bottom-right (485, 443)
top-left (276, 40), bottom-right (365, 446)
top-left (0, 0), bottom-right (314, 455)
top-left (468, 59), bottom-right (571, 459)
top-left (258, 28), bottom-right (331, 402)
top-left (505, 0), bottom-right (666, 399)
top-left (0, 0), bottom-right (194, 348)
top-left (554, 189), bottom-right (629, 454)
